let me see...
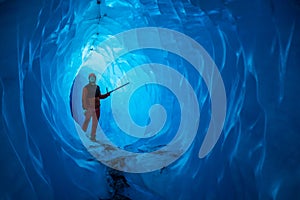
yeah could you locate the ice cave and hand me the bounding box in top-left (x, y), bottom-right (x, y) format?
top-left (0, 0), bottom-right (299, 199)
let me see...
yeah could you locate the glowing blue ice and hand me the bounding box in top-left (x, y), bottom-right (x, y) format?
top-left (0, 0), bottom-right (299, 199)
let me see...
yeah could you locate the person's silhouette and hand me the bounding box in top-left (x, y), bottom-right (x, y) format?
top-left (82, 73), bottom-right (110, 141)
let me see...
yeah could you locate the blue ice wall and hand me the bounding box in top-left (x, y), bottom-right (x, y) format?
top-left (0, 0), bottom-right (299, 199)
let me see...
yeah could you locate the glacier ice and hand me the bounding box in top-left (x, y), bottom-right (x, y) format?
top-left (0, 0), bottom-right (299, 199)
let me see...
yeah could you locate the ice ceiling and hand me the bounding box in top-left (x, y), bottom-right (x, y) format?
top-left (0, 0), bottom-right (299, 199)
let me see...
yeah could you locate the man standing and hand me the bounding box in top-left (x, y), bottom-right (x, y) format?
top-left (82, 73), bottom-right (110, 141)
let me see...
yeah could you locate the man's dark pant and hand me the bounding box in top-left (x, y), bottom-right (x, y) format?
top-left (82, 108), bottom-right (100, 140)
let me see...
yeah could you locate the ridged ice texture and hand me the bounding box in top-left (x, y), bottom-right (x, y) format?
top-left (0, 0), bottom-right (299, 199)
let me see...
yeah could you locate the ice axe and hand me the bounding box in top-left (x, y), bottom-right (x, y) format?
top-left (106, 82), bottom-right (130, 94)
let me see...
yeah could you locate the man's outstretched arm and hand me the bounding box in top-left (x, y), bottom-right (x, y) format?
top-left (99, 92), bottom-right (110, 99)
top-left (97, 86), bottom-right (110, 99)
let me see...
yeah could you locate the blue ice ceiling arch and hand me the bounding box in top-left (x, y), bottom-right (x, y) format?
top-left (0, 0), bottom-right (299, 199)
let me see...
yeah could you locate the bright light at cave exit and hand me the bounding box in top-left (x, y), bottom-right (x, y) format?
top-left (71, 41), bottom-right (170, 149)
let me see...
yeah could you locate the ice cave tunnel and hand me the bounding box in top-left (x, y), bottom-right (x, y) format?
top-left (0, 0), bottom-right (300, 199)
